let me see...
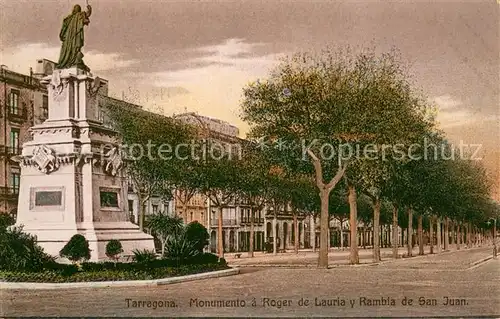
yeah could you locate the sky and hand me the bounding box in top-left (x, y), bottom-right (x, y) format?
top-left (0, 0), bottom-right (498, 199)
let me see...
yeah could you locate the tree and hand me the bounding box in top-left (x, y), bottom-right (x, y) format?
top-left (103, 98), bottom-right (196, 230)
top-left (330, 186), bottom-right (350, 250)
top-left (105, 239), bottom-right (123, 262)
top-left (237, 145), bottom-right (267, 257)
top-left (289, 175), bottom-right (318, 254)
top-left (198, 155), bottom-right (240, 258)
top-left (241, 46), bottom-right (432, 267)
top-left (146, 212), bottom-right (183, 256)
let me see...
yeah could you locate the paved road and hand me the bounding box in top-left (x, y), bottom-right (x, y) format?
top-left (2, 247), bottom-right (499, 317)
top-left (227, 246), bottom-right (456, 266)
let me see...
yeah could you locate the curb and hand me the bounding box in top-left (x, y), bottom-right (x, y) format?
top-left (0, 268), bottom-right (240, 290)
top-left (229, 262), bottom-right (378, 268)
top-left (467, 255), bottom-right (494, 270)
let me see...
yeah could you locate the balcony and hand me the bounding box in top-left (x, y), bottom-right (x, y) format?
top-left (210, 219), bottom-right (238, 227)
top-left (0, 146), bottom-right (21, 162)
top-left (7, 105), bottom-right (28, 123)
top-left (0, 187), bottom-right (20, 201)
top-left (240, 217), bottom-right (265, 225)
top-left (7, 147), bottom-right (22, 155)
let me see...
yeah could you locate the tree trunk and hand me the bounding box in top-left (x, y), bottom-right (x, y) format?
top-left (348, 185), bottom-right (359, 264)
top-left (318, 190), bottom-right (330, 268)
top-left (456, 223), bottom-right (460, 250)
top-left (444, 217), bottom-right (449, 251)
top-left (429, 216), bottom-right (434, 254)
top-left (161, 240), bottom-right (166, 257)
top-left (436, 216), bottom-right (442, 253)
top-left (466, 223), bottom-right (470, 248)
top-left (372, 198), bottom-right (381, 262)
top-left (138, 194), bottom-right (148, 231)
top-left (249, 207), bottom-right (255, 258)
top-left (418, 214), bottom-right (424, 255)
top-left (217, 206), bottom-right (224, 257)
top-left (407, 207), bottom-right (413, 257)
top-left (273, 212), bottom-right (277, 255)
top-left (340, 221), bottom-right (344, 250)
top-left (311, 215), bottom-right (316, 252)
top-left (293, 211), bottom-right (299, 254)
top-left (392, 203), bottom-right (398, 259)
top-left (450, 220), bottom-right (455, 246)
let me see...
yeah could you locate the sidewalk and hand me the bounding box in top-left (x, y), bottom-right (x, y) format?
top-left (227, 243), bottom-right (495, 267)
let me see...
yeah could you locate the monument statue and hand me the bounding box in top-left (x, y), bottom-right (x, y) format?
top-left (56, 3), bottom-right (92, 71)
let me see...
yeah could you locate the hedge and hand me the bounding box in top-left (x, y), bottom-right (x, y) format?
top-left (0, 263), bottom-right (229, 283)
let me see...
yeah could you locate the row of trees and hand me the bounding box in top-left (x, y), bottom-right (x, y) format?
top-left (105, 46), bottom-right (500, 267)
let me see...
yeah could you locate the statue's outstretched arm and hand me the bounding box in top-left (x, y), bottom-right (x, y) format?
top-left (86, 5), bottom-right (92, 18)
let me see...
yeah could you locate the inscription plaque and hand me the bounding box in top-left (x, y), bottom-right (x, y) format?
top-left (100, 191), bottom-right (119, 207)
top-left (35, 191), bottom-right (62, 206)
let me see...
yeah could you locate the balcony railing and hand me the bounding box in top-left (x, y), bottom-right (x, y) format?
top-left (0, 146), bottom-right (21, 157)
top-left (210, 219), bottom-right (238, 226)
top-left (7, 105), bottom-right (28, 123)
top-left (0, 186), bottom-right (20, 200)
top-left (240, 218), bottom-right (264, 225)
top-left (8, 147), bottom-right (22, 155)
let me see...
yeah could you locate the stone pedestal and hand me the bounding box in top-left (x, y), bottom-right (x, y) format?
top-left (15, 67), bottom-right (154, 261)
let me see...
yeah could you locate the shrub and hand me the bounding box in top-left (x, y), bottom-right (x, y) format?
top-left (146, 213), bottom-right (183, 256)
top-left (59, 234), bottom-right (91, 263)
top-left (164, 231), bottom-right (199, 262)
top-left (0, 214), bottom-right (15, 229)
top-left (0, 263), bottom-right (228, 282)
top-left (218, 257), bottom-right (227, 266)
top-left (0, 226), bottom-right (54, 271)
top-left (132, 249), bottom-right (157, 263)
top-left (105, 240), bottom-right (123, 261)
top-left (185, 221), bottom-right (209, 253)
top-left (186, 253), bottom-right (220, 265)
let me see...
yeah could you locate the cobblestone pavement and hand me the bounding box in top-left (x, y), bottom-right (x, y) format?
top-left (2, 247), bottom-right (499, 317)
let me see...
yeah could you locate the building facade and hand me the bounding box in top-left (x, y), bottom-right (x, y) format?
top-left (98, 95), bottom-right (175, 225)
top-left (173, 112), bottom-right (310, 253)
top-left (0, 64), bottom-right (49, 217)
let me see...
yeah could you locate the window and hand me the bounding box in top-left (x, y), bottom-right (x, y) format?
top-left (11, 172), bottom-right (20, 194)
top-left (42, 95), bottom-right (49, 119)
top-left (8, 90), bottom-right (19, 115)
top-left (128, 200), bottom-right (134, 213)
top-left (152, 204), bottom-right (158, 214)
top-left (100, 191), bottom-right (119, 207)
top-left (9, 129), bottom-right (20, 154)
top-left (190, 212), bottom-right (193, 221)
top-left (97, 106), bottom-right (104, 122)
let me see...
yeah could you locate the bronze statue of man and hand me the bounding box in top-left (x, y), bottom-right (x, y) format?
top-left (56, 4), bottom-right (92, 71)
